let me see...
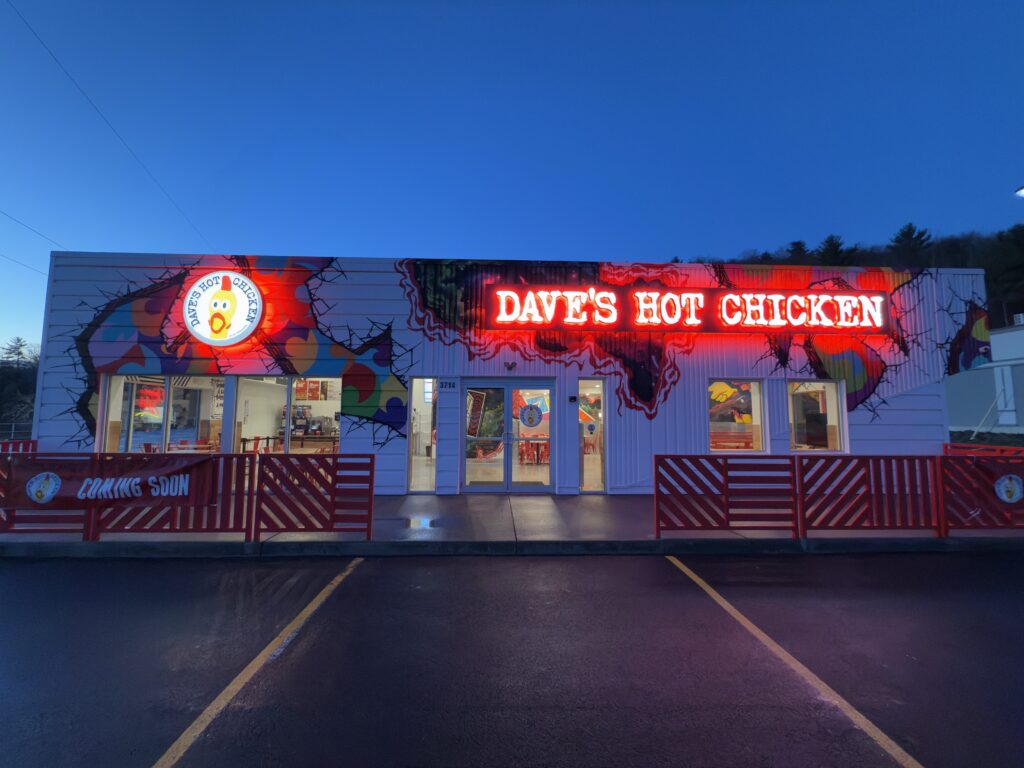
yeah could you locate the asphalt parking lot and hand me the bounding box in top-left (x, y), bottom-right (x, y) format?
top-left (2, 553), bottom-right (1023, 768)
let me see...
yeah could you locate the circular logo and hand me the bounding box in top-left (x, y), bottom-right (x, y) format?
top-left (182, 271), bottom-right (264, 347)
top-left (26, 472), bottom-right (61, 504)
top-left (994, 474), bottom-right (1023, 504)
top-left (519, 404), bottom-right (543, 428)
top-left (587, 422), bottom-right (597, 434)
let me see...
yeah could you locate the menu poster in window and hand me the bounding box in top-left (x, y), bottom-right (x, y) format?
top-left (295, 379), bottom-right (309, 401)
top-left (307, 380), bottom-right (320, 401)
top-left (212, 379), bottom-right (224, 420)
top-left (319, 380), bottom-right (330, 400)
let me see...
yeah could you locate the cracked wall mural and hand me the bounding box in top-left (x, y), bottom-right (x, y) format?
top-left (398, 259), bottom-right (989, 420)
top-left (63, 255), bottom-right (408, 447)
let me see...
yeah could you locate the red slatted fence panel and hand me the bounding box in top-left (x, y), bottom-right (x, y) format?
top-left (724, 457), bottom-right (797, 533)
top-left (655, 455), bottom-right (797, 537)
top-left (654, 455), bottom-right (726, 535)
top-left (941, 456), bottom-right (1024, 529)
top-left (254, 454), bottom-right (374, 541)
top-left (334, 454), bottom-right (375, 539)
top-left (800, 456), bottom-right (937, 531)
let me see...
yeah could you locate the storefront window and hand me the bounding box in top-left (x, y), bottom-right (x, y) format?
top-left (708, 380), bottom-right (763, 451)
top-left (579, 379), bottom-right (605, 491)
top-left (166, 377), bottom-right (226, 452)
top-left (788, 381), bottom-right (843, 451)
top-left (104, 375), bottom-right (166, 453)
top-left (236, 377), bottom-right (288, 453)
top-left (288, 377), bottom-right (341, 454)
top-left (409, 378), bottom-right (438, 491)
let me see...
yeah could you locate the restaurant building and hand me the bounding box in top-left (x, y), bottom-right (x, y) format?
top-left (32, 253), bottom-right (990, 495)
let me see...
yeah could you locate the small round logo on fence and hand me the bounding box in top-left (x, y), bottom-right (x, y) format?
top-left (26, 472), bottom-right (61, 504)
top-left (994, 474), bottom-right (1023, 504)
top-left (182, 270), bottom-right (264, 347)
top-left (519, 404), bottom-right (543, 428)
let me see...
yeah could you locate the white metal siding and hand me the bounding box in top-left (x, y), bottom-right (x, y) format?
top-left (34, 253), bottom-right (985, 494)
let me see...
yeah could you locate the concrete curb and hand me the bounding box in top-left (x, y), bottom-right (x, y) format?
top-left (2, 537), bottom-right (1024, 558)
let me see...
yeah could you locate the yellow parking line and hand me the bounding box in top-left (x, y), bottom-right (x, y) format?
top-left (152, 557), bottom-right (364, 768)
top-left (665, 556), bottom-right (923, 768)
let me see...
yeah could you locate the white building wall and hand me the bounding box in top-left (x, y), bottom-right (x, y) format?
top-left (33, 253), bottom-right (985, 494)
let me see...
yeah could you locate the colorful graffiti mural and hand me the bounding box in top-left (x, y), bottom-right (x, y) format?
top-left (946, 302), bottom-right (992, 375)
top-left (70, 255), bottom-right (407, 442)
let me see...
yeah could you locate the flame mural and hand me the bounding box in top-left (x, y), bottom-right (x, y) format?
top-left (398, 259), bottom-right (955, 417)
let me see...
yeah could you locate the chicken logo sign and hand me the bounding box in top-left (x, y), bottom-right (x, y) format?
top-left (26, 472), bottom-right (62, 504)
top-left (182, 271), bottom-right (264, 347)
top-left (994, 474), bottom-right (1023, 505)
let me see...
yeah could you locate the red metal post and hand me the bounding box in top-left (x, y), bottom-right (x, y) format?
top-left (366, 454), bottom-right (375, 541)
top-left (653, 456), bottom-right (661, 539)
top-left (83, 453), bottom-right (100, 541)
top-left (721, 457), bottom-right (731, 530)
top-left (249, 454), bottom-right (262, 543)
top-left (932, 455), bottom-right (949, 538)
top-left (793, 456), bottom-right (806, 540)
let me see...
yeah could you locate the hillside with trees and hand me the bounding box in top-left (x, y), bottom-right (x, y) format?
top-left (691, 223), bottom-right (1024, 329)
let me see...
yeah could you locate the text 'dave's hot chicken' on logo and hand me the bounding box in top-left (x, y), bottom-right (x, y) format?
top-left (182, 271), bottom-right (264, 346)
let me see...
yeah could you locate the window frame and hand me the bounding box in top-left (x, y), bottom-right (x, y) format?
top-left (706, 378), bottom-right (767, 454)
top-left (578, 377), bottom-right (607, 493)
top-left (785, 378), bottom-right (847, 453)
top-left (407, 376), bottom-right (439, 493)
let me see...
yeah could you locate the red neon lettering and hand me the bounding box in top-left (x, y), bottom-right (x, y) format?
top-left (786, 295), bottom-right (807, 326)
top-left (807, 295), bottom-right (834, 327)
top-left (632, 291), bottom-right (706, 326)
top-left (720, 294), bottom-right (743, 326)
top-left (591, 288), bottom-right (618, 325)
top-left (488, 286), bottom-right (885, 333)
top-left (563, 291), bottom-right (588, 325)
top-left (537, 290), bottom-right (561, 323)
top-left (742, 293), bottom-right (768, 326)
top-left (491, 287), bottom-right (620, 328)
top-left (765, 294), bottom-right (787, 327)
top-left (859, 295), bottom-right (884, 328)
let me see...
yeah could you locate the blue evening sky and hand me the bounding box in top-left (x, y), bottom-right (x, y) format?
top-left (2, 0), bottom-right (1022, 342)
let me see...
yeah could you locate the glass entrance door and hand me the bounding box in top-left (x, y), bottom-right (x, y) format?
top-left (463, 381), bottom-right (553, 492)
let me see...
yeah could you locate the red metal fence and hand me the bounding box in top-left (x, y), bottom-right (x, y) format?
top-left (0, 453), bottom-right (374, 541)
top-left (1, 440), bottom-right (37, 454)
top-left (944, 442), bottom-right (1024, 457)
top-left (253, 454), bottom-right (374, 542)
top-left (656, 454), bottom-right (1024, 538)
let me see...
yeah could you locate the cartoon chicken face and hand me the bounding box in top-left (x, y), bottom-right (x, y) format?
top-left (208, 276), bottom-right (238, 339)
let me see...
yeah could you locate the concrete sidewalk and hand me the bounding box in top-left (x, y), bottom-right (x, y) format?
top-left (2, 493), bottom-right (1023, 556)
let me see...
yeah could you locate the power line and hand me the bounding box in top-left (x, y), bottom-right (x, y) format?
top-left (0, 208), bottom-right (67, 250)
top-left (0, 250), bottom-right (48, 277)
top-left (5, 0), bottom-right (212, 249)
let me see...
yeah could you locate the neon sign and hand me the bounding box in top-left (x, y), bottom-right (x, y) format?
top-left (487, 286), bottom-right (887, 334)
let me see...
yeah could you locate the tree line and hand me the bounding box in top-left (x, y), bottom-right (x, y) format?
top-left (677, 223), bottom-right (1024, 329)
top-left (0, 337), bottom-right (39, 438)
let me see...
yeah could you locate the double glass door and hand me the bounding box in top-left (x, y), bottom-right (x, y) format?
top-left (463, 381), bottom-right (553, 492)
